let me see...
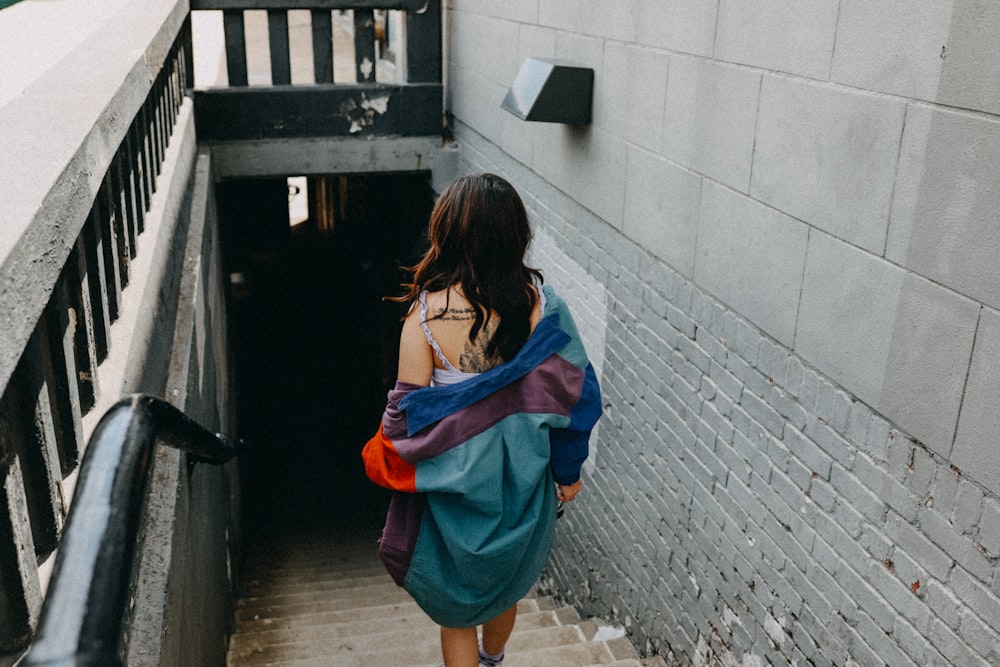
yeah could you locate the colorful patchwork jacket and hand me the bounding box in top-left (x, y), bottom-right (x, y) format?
top-left (362, 286), bottom-right (601, 628)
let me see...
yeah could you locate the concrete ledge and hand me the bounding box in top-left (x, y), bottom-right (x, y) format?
top-left (0, 0), bottom-right (189, 392)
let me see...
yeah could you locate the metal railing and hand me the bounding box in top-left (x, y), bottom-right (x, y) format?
top-left (18, 395), bottom-right (238, 667)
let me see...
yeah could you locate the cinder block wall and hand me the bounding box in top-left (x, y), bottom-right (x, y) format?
top-left (445, 1), bottom-right (1000, 664)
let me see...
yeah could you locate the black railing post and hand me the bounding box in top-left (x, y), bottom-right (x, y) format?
top-left (406, 0), bottom-right (441, 83)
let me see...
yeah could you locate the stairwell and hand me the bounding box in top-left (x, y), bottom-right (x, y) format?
top-left (221, 169), bottom-right (659, 666)
top-left (226, 526), bottom-right (666, 667)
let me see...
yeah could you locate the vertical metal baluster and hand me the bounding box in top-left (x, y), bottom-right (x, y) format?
top-left (268, 10), bottom-right (291, 85)
top-left (81, 207), bottom-right (111, 363)
top-left (223, 10), bottom-right (249, 87)
top-left (407, 0), bottom-right (442, 83)
top-left (3, 333), bottom-right (64, 558)
top-left (127, 119), bottom-right (147, 233)
top-left (66, 241), bottom-right (98, 409)
top-left (141, 101), bottom-right (156, 199)
top-left (311, 10), bottom-right (334, 84)
top-left (168, 46), bottom-right (180, 125)
top-left (96, 176), bottom-right (122, 322)
top-left (154, 72), bottom-right (167, 175)
top-left (117, 139), bottom-right (138, 256)
top-left (354, 9), bottom-right (376, 83)
top-left (0, 454), bottom-right (42, 653)
top-left (181, 14), bottom-right (194, 91)
top-left (109, 154), bottom-right (131, 284)
top-left (42, 275), bottom-right (83, 474)
top-left (160, 65), bottom-right (171, 149)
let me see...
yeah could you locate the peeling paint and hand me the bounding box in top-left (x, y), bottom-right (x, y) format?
top-left (362, 95), bottom-right (390, 115)
top-left (359, 57), bottom-right (374, 80)
top-left (340, 94), bottom-right (390, 134)
top-left (763, 613), bottom-right (786, 647)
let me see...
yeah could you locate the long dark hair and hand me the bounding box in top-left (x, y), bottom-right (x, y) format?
top-left (396, 173), bottom-right (543, 362)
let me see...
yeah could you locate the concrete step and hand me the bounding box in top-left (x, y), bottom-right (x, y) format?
top-left (237, 579), bottom-right (408, 611)
top-left (227, 528), bottom-right (653, 667)
top-left (232, 621), bottom-right (589, 665)
top-left (241, 557), bottom-right (384, 582)
top-left (242, 566), bottom-right (389, 593)
top-left (234, 589), bottom-right (548, 637)
top-left (229, 636), bottom-right (625, 667)
top-left (230, 607), bottom-right (564, 652)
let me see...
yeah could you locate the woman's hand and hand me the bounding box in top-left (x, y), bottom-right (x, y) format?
top-left (556, 480), bottom-right (583, 503)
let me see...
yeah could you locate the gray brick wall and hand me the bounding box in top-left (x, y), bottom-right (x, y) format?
top-left (444, 1), bottom-right (1000, 663)
top-left (451, 125), bottom-right (1000, 666)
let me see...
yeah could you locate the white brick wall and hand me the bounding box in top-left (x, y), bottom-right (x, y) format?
top-left (446, 1), bottom-right (1000, 663)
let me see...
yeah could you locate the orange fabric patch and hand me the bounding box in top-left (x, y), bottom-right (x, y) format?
top-left (362, 422), bottom-right (417, 492)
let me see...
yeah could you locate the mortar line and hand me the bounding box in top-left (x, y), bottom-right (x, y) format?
top-left (791, 226), bottom-right (812, 352)
top-left (947, 306), bottom-right (982, 457)
top-left (881, 102), bottom-right (910, 258)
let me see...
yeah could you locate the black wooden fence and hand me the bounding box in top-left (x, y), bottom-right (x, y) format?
top-left (191, 0), bottom-right (443, 141)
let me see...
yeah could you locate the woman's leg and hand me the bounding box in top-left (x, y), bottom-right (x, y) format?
top-left (481, 604), bottom-right (518, 656)
top-left (440, 626), bottom-right (478, 667)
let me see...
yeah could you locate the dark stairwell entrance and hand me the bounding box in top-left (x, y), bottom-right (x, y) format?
top-left (222, 172), bottom-right (433, 538)
top-left (215, 173), bottom-right (656, 666)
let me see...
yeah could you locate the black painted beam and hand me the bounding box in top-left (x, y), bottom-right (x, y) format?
top-left (192, 0), bottom-right (427, 9)
top-left (194, 83), bottom-right (442, 140)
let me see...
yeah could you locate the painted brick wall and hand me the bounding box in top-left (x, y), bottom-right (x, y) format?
top-left (444, 1), bottom-right (1000, 664)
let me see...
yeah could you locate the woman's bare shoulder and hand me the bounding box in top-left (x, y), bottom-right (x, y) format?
top-left (397, 304), bottom-right (432, 386)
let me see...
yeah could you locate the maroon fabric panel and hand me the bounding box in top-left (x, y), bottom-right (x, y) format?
top-left (378, 491), bottom-right (425, 586)
top-left (392, 354), bottom-right (584, 463)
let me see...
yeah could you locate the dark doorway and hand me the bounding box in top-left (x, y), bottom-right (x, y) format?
top-left (220, 173), bottom-right (434, 537)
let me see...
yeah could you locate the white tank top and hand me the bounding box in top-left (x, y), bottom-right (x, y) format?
top-left (417, 287), bottom-right (546, 387)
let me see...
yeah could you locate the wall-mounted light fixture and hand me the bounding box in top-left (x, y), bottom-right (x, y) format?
top-left (501, 57), bottom-right (594, 125)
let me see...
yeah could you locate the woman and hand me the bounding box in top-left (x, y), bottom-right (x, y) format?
top-left (362, 173), bottom-right (601, 667)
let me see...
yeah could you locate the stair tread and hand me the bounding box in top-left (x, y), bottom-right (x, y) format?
top-left (242, 567), bottom-right (389, 591)
top-left (230, 622), bottom-right (586, 664)
top-left (229, 636), bottom-right (619, 667)
top-left (230, 608), bottom-right (564, 649)
top-left (237, 579), bottom-right (407, 610)
top-left (226, 528), bottom-right (635, 667)
top-left (232, 597), bottom-right (546, 635)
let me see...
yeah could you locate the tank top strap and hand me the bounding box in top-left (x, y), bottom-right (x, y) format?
top-left (418, 290), bottom-right (460, 372)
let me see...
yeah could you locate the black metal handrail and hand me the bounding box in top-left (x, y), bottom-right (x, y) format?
top-left (18, 394), bottom-right (238, 667)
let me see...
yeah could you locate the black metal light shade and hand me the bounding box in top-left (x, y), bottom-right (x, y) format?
top-left (501, 57), bottom-right (594, 125)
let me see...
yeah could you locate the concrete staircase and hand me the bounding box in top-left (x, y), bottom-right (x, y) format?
top-left (226, 526), bottom-right (665, 667)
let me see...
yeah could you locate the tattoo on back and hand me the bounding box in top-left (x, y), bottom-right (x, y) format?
top-left (459, 319), bottom-right (501, 372)
top-left (436, 306), bottom-right (476, 321)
